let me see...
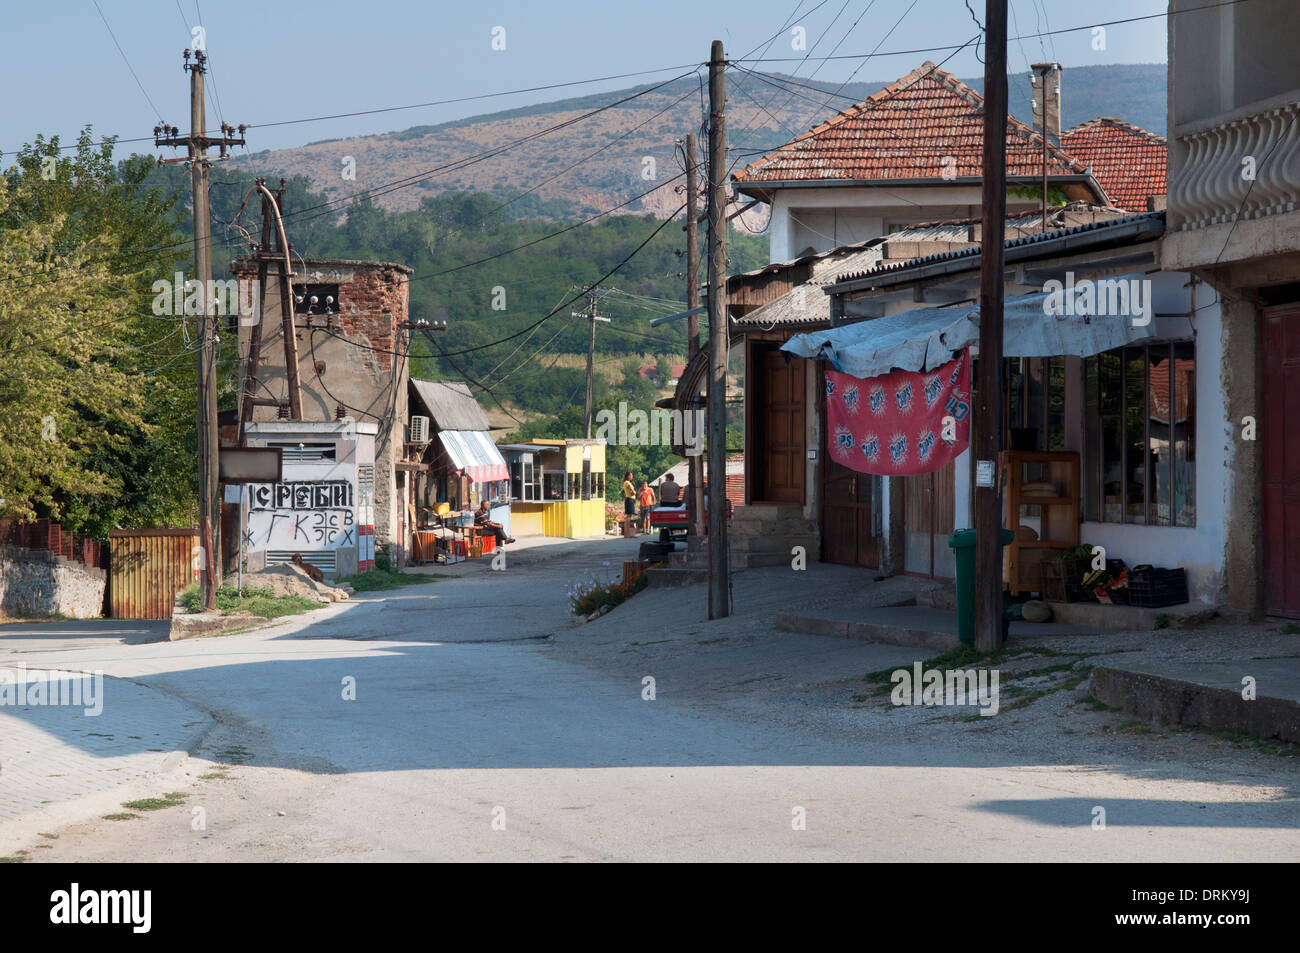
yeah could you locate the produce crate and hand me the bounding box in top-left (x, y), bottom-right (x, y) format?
top-left (1065, 580), bottom-right (1097, 603)
top-left (1128, 567), bottom-right (1188, 608)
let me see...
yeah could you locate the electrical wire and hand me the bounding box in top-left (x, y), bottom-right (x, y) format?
top-left (91, 0), bottom-right (163, 122)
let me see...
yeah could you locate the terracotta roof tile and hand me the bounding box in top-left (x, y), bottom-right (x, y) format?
top-left (1061, 117), bottom-right (1167, 213)
top-left (733, 61), bottom-right (1090, 188)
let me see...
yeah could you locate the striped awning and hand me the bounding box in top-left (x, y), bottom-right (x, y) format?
top-left (438, 430), bottom-right (508, 484)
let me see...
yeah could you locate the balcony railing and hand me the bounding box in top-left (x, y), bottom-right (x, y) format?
top-left (1169, 100), bottom-right (1300, 231)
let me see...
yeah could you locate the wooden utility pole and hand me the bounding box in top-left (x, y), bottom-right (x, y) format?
top-left (974, 1), bottom-right (1009, 651)
top-left (155, 49), bottom-right (245, 611)
top-left (574, 290), bottom-right (611, 438)
top-left (238, 182), bottom-right (273, 446)
top-left (706, 40), bottom-right (730, 619)
top-left (684, 132), bottom-right (706, 542)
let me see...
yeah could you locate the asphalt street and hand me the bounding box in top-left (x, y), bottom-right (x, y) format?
top-left (1, 539), bottom-right (1297, 861)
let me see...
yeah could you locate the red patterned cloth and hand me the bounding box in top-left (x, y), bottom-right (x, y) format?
top-left (825, 349), bottom-right (971, 476)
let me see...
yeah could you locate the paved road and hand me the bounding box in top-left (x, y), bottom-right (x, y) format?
top-left (2, 539), bottom-right (1298, 861)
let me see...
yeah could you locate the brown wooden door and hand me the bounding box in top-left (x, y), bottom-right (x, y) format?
top-left (761, 349), bottom-right (805, 503)
top-left (821, 455), bottom-right (879, 567)
top-left (1263, 304), bottom-right (1300, 617)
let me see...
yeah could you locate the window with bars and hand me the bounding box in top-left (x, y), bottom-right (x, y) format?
top-left (1083, 342), bottom-right (1196, 526)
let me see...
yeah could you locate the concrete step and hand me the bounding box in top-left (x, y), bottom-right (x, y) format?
top-left (1092, 660), bottom-right (1300, 744)
top-left (645, 566), bottom-right (707, 588)
top-left (732, 503), bottom-right (806, 519)
top-left (728, 525), bottom-right (816, 546)
top-left (729, 533), bottom-right (818, 554)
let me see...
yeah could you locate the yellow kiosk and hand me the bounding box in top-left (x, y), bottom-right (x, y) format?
top-left (498, 439), bottom-right (607, 538)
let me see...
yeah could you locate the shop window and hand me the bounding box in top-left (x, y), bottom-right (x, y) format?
top-left (512, 456), bottom-right (541, 502)
top-left (1004, 357), bottom-right (1065, 450)
top-left (543, 471), bottom-right (566, 500)
top-left (1083, 343), bottom-right (1195, 526)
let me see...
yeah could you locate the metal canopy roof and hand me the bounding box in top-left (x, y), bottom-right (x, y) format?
top-left (438, 430), bottom-right (508, 484)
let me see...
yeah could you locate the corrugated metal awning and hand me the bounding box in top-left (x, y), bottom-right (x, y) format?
top-left (439, 430), bottom-right (508, 484)
top-left (782, 278), bottom-right (1177, 379)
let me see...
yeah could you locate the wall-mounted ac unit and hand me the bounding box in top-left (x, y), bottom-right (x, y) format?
top-left (410, 415), bottom-right (430, 443)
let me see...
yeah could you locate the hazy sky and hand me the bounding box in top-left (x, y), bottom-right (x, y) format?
top-left (3, 0), bottom-right (1169, 157)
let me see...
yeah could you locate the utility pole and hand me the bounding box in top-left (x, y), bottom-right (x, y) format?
top-left (974, 1), bottom-right (1009, 651)
top-left (683, 132), bottom-right (706, 543)
top-left (155, 48), bottom-right (245, 611)
top-left (573, 289), bottom-right (611, 438)
top-left (706, 40), bottom-right (730, 619)
top-left (238, 180), bottom-right (273, 446)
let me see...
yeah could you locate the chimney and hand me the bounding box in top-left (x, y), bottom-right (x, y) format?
top-left (1030, 63), bottom-right (1062, 142)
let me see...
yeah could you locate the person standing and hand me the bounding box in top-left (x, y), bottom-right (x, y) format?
top-left (637, 480), bottom-right (656, 533)
top-left (621, 471), bottom-right (636, 533)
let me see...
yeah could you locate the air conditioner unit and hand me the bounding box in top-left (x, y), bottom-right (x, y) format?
top-left (410, 415), bottom-right (430, 443)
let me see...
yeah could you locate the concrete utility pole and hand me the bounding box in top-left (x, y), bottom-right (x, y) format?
top-left (574, 290), bottom-right (611, 439)
top-left (974, 1), bottom-right (1009, 651)
top-left (683, 132), bottom-right (706, 543)
top-left (706, 40), bottom-right (730, 619)
top-left (155, 48), bottom-right (245, 611)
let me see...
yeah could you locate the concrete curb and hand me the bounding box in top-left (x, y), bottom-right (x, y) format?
top-left (1091, 666), bottom-right (1300, 743)
top-left (774, 613), bottom-right (958, 652)
top-left (170, 611), bottom-right (269, 641)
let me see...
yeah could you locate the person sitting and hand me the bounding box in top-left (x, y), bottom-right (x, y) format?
top-left (658, 473), bottom-right (683, 506)
top-left (474, 500), bottom-right (514, 547)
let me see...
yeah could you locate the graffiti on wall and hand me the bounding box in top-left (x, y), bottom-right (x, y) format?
top-left (246, 480), bottom-right (356, 550)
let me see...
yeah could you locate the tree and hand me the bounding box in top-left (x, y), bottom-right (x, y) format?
top-left (0, 130), bottom-right (194, 537)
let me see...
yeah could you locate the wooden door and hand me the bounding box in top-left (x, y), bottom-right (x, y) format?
top-left (902, 461), bottom-right (957, 579)
top-left (1263, 303), bottom-right (1300, 617)
top-left (821, 456), bottom-right (879, 567)
top-left (761, 349), bottom-right (805, 503)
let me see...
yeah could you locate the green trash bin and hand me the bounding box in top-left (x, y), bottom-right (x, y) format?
top-left (948, 528), bottom-right (1016, 647)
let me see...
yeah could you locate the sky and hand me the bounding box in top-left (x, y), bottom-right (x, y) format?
top-left (1, 0), bottom-right (1170, 158)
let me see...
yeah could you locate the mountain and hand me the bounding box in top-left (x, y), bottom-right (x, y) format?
top-left (234, 64), bottom-right (1167, 221)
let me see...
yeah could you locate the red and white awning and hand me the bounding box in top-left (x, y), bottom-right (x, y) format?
top-left (438, 430), bottom-right (508, 484)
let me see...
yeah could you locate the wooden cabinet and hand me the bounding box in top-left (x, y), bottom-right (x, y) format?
top-left (1000, 450), bottom-right (1080, 596)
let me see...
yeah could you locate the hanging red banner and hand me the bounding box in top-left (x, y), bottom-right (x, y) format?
top-left (825, 349), bottom-right (971, 476)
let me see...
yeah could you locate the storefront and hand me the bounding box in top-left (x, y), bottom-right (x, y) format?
top-left (498, 439), bottom-right (607, 538)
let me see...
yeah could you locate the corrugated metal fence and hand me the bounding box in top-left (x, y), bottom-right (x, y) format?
top-left (108, 529), bottom-right (199, 619)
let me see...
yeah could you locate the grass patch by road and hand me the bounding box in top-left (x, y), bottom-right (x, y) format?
top-left (339, 569), bottom-right (434, 591)
top-left (122, 792), bottom-right (187, 811)
top-left (861, 644), bottom-right (1096, 714)
top-left (180, 584), bottom-right (318, 619)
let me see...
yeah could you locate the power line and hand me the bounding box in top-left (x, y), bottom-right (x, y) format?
top-left (732, 0), bottom-right (1262, 63)
top-left (91, 0), bottom-right (163, 121)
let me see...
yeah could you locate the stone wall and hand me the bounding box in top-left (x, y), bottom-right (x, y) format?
top-left (0, 546), bottom-right (106, 619)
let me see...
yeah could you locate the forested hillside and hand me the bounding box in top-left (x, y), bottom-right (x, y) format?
top-left (142, 163), bottom-right (767, 423)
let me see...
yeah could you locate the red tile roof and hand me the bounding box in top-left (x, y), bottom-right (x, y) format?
top-left (1061, 118), bottom-right (1167, 213)
top-left (725, 472), bottom-right (745, 505)
top-left (734, 61), bottom-right (1091, 191)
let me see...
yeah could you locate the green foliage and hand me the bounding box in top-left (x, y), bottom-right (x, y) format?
top-left (0, 129), bottom-right (194, 537)
top-left (569, 567), bottom-right (649, 616)
top-left (339, 569), bottom-right (430, 591)
top-left (181, 583), bottom-right (318, 618)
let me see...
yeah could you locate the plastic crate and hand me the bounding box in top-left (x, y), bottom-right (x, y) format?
top-left (1128, 568), bottom-right (1188, 608)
